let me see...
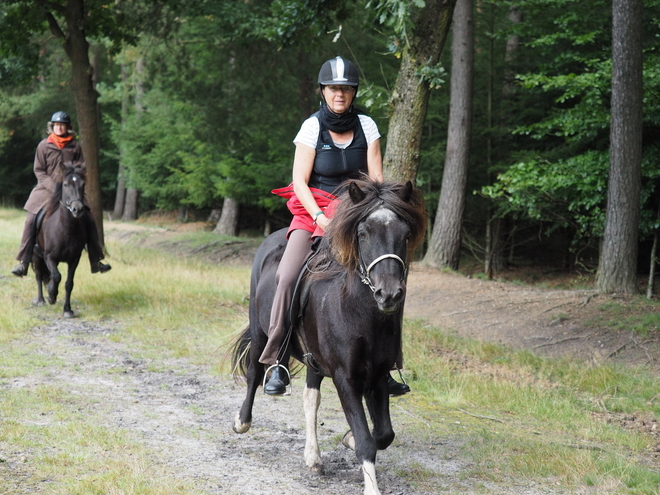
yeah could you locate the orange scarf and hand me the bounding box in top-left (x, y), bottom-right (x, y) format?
top-left (47, 133), bottom-right (74, 149)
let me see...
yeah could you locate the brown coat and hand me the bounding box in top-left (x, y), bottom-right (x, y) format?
top-left (23, 137), bottom-right (85, 214)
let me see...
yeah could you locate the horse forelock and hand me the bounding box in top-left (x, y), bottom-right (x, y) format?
top-left (325, 178), bottom-right (427, 271)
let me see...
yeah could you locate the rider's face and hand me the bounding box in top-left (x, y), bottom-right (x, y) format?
top-left (53, 122), bottom-right (69, 137)
top-left (322, 85), bottom-right (356, 114)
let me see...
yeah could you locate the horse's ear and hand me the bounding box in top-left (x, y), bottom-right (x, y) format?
top-left (348, 181), bottom-right (367, 204)
top-left (74, 162), bottom-right (87, 175)
top-left (397, 181), bottom-right (414, 202)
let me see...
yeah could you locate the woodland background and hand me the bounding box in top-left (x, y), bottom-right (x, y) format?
top-left (0, 0), bottom-right (658, 294)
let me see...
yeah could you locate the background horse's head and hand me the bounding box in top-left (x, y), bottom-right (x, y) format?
top-left (324, 177), bottom-right (427, 314)
top-left (48, 162), bottom-right (86, 218)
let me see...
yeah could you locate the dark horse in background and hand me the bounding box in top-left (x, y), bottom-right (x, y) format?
top-left (231, 178), bottom-right (427, 495)
top-left (32, 163), bottom-right (88, 318)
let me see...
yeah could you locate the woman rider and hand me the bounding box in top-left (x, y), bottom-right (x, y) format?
top-left (12, 111), bottom-right (111, 277)
top-left (259, 56), bottom-right (410, 396)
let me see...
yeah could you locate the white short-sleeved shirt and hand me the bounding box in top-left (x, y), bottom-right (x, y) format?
top-left (293, 114), bottom-right (380, 149)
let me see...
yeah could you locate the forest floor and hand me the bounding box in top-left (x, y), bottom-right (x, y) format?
top-left (3, 217), bottom-right (659, 495)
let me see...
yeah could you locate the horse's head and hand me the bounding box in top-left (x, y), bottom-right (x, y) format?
top-left (60, 162), bottom-right (86, 218)
top-left (328, 178), bottom-right (427, 315)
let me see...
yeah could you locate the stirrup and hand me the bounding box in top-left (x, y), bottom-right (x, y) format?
top-left (263, 363), bottom-right (292, 396)
top-left (395, 368), bottom-right (408, 386)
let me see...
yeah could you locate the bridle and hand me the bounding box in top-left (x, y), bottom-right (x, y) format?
top-left (358, 247), bottom-right (408, 293)
top-left (60, 174), bottom-right (84, 214)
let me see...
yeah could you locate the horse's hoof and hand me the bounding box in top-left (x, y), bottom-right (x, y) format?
top-left (32, 298), bottom-right (45, 306)
top-left (63, 311), bottom-right (75, 318)
top-left (233, 412), bottom-right (251, 434)
top-left (307, 463), bottom-right (324, 476)
top-left (342, 430), bottom-right (355, 451)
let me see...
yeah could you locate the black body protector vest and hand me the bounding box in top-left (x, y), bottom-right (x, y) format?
top-left (308, 112), bottom-right (368, 195)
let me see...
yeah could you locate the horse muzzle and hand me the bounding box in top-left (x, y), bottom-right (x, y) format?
top-left (373, 283), bottom-right (406, 315)
top-left (67, 200), bottom-right (85, 218)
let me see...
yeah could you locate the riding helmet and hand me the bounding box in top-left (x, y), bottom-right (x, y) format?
top-left (50, 111), bottom-right (71, 124)
top-left (318, 56), bottom-right (359, 89)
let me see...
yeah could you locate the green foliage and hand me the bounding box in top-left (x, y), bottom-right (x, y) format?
top-left (368, 0), bottom-right (426, 54)
top-left (482, 152), bottom-right (609, 238)
top-left (415, 62), bottom-right (447, 89)
top-left (265, 0), bottom-right (353, 47)
top-left (480, 0), bottom-right (660, 254)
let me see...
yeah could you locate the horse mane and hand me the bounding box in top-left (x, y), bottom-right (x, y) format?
top-left (309, 177), bottom-right (427, 274)
top-left (46, 162), bottom-right (86, 216)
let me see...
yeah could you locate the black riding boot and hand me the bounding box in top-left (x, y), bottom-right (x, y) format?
top-left (12, 261), bottom-right (29, 277)
top-left (388, 373), bottom-right (411, 396)
top-left (264, 365), bottom-right (290, 395)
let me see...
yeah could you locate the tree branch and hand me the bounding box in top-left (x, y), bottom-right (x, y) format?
top-left (45, 12), bottom-right (65, 39)
top-left (35, 0), bottom-right (66, 15)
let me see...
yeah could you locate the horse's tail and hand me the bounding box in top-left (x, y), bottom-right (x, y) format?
top-left (229, 322), bottom-right (252, 381)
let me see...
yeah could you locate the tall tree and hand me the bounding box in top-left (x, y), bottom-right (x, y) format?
top-left (34, 0), bottom-right (105, 244)
top-left (380, 0), bottom-right (458, 183)
top-left (424, 0), bottom-right (474, 269)
top-left (0, 0), bottom-right (172, 244)
top-left (112, 63), bottom-right (129, 221)
top-left (596, 0), bottom-right (644, 294)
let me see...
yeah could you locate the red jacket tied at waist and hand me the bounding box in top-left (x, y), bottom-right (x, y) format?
top-left (272, 184), bottom-right (338, 238)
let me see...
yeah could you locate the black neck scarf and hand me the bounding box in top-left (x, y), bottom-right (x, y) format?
top-left (319, 102), bottom-right (360, 133)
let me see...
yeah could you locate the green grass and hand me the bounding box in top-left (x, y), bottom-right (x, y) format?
top-left (587, 299), bottom-right (660, 336)
top-left (0, 387), bottom-right (203, 495)
top-left (400, 319), bottom-right (660, 493)
top-left (2, 208), bottom-right (660, 494)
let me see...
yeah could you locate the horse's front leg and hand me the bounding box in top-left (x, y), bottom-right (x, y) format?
top-left (32, 258), bottom-right (46, 306)
top-left (365, 375), bottom-right (395, 450)
top-left (334, 374), bottom-right (381, 495)
top-left (62, 258), bottom-right (80, 318)
top-left (45, 258), bottom-right (61, 305)
top-left (304, 370), bottom-right (324, 474)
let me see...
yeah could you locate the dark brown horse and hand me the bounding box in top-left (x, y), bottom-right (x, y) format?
top-left (230, 178), bottom-right (426, 495)
top-left (32, 163), bottom-right (88, 318)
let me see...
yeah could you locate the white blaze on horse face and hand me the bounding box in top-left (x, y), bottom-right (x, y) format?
top-left (362, 461), bottom-right (381, 495)
top-left (367, 207), bottom-right (397, 226)
top-left (303, 385), bottom-right (322, 471)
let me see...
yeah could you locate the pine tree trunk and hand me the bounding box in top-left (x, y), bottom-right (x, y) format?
top-left (122, 188), bottom-right (139, 221)
top-left (112, 64), bottom-right (129, 220)
top-left (425, 0), bottom-right (474, 269)
top-left (213, 197), bottom-right (240, 236)
top-left (121, 56), bottom-right (146, 222)
top-left (41, 0), bottom-right (105, 246)
top-left (596, 0), bottom-right (643, 294)
top-left (383, 0), bottom-right (457, 183)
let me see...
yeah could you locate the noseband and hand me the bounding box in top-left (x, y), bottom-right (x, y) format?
top-left (61, 197), bottom-right (84, 213)
top-left (358, 252), bottom-right (407, 293)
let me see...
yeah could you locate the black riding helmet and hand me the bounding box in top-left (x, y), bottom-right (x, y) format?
top-left (318, 56), bottom-right (359, 96)
top-left (50, 111), bottom-right (71, 124)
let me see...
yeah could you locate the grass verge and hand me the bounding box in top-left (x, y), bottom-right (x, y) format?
top-left (401, 319), bottom-right (660, 493)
